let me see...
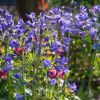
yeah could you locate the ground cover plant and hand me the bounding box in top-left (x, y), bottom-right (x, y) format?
top-left (0, 2), bottom-right (100, 100)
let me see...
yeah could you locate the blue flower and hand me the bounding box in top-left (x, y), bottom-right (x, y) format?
top-left (50, 40), bottom-right (61, 52)
top-left (89, 5), bottom-right (100, 16)
top-left (3, 54), bottom-right (14, 62)
top-left (18, 19), bottom-right (25, 27)
top-left (26, 20), bottom-right (35, 27)
top-left (16, 94), bottom-right (23, 100)
top-left (42, 60), bottom-right (51, 68)
top-left (90, 28), bottom-right (98, 39)
top-left (45, 15), bottom-right (52, 22)
top-left (61, 38), bottom-right (71, 46)
top-left (0, 20), bottom-right (8, 31)
top-left (55, 57), bottom-right (69, 65)
top-left (3, 62), bottom-right (13, 72)
top-left (49, 7), bottom-right (61, 15)
top-left (0, 24), bottom-right (2, 31)
top-left (9, 40), bottom-right (19, 48)
top-left (55, 66), bottom-right (63, 71)
top-left (4, 10), bottom-right (13, 20)
top-left (80, 6), bottom-right (87, 12)
top-left (79, 12), bottom-right (88, 20)
top-left (26, 12), bottom-right (36, 22)
top-left (70, 28), bottom-right (79, 34)
top-left (64, 12), bottom-right (72, 19)
top-left (79, 31), bottom-right (86, 37)
top-left (0, 8), bottom-right (4, 14)
top-left (50, 78), bottom-right (57, 85)
top-left (94, 5), bottom-right (100, 13)
top-left (25, 37), bottom-right (32, 47)
top-left (14, 73), bottom-right (21, 79)
top-left (67, 83), bottom-right (77, 93)
top-left (55, 66), bottom-right (69, 74)
top-left (93, 44), bottom-right (100, 50)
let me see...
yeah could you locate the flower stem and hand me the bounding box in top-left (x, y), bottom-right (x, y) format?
top-left (88, 51), bottom-right (96, 99)
top-left (8, 73), bottom-right (12, 100)
top-left (21, 51), bottom-right (26, 100)
top-left (4, 41), bottom-right (12, 100)
top-left (32, 52), bottom-right (36, 100)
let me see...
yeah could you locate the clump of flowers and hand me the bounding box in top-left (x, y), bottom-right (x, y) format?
top-left (0, 3), bottom-right (99, 100)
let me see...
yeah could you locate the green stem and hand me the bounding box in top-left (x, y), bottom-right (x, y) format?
top-left (87, 39), bottom-right (97, 99)
top-left (32, 52), bottom-right (36, 100)
top-left (88, 51), bottom-right (96, 99)
top-left (4, 42), bottom-right (12, 100)
top-left (8, 73), bottom-right (12, 100)
top-left (46, 73), bottom-right (49, 97)
top-left (21, 51), bottom-right (26, 100)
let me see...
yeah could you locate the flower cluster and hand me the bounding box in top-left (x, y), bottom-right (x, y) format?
top-left (0, 3), bottom-right (100, 99)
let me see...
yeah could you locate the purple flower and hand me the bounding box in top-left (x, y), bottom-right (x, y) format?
top-left (79, 31), bottom-right (86, 37)
top-left (89, 5), bottom-right (100, 16)
top-left (9, 40), bottom-right (19, 48)
top-left (61, 38), bottom-right (71, 46)
top-left (50, 40), bottom-right (61, 52)
top-left (63, 66), bottom-right (69, 74)
top-left (49, 7), bottom-right (61, 15)
top-left (0, 8), bottom-right (4, 14)
top-left (18, 19), bottom-right (25, 26)
top-left (26, 20), bottom-right (35, 27)
top-left (3, 54), bottom-right (14, 62)
top-left (80, 6), bottom-right (87, 12)
top-left (45, 15), bottom-right (52, 22)
top-left (4, 10), bottom-right (13, 20)
top-left (14, 73), bottom-right (21, 79)
top-left (16, 94), bottom-right (23, 100)
top-left (55, 66), bottom-right (65, 72)
top-left (70, 28), bottom-right (79, 34)
top-left (55, 66), bottom-right (69, 74)
top-left (94, 5), bottom-right (100, 13)
top-left (67, 83), bottom-right (77, 93)
top-left (64, 12), bottom-right (72, 19)
top-left (15, 19), bottom-right (25, 29)
top-left (0, 20), bottom-right (8, 31)
top-left (3, 62), bottom-right (13, 72)
top-left (79, 12), bottom-right (88, 20)
top-left (25, 37), bottom-right (32, 47)
top-left (42, 60), bottom-right (51, 68)
top-left (26, 12), bottom-right (36, 22)
top-left (55, 57), bottom-right (69, 65)
top-left (50, 78), bottom-right (57, 85)
top-left (90, 28), bottom-right (98, 39)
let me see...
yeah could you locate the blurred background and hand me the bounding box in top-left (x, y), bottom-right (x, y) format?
top-left (0, 0), bottom-right (100, 21)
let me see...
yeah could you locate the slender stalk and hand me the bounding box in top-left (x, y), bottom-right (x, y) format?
top-left (88, 51), bottom-right (96, 99)
top-left (32, 52), bottom-right (36, 100)
top-left (4, 41), bottom-right (12, 100)
top-left (21, 51), bottom-right (26, 100)
top-left (8, 72), bottom-right (12, 100)
top-left (46, 72), bottom-right (49, 97)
